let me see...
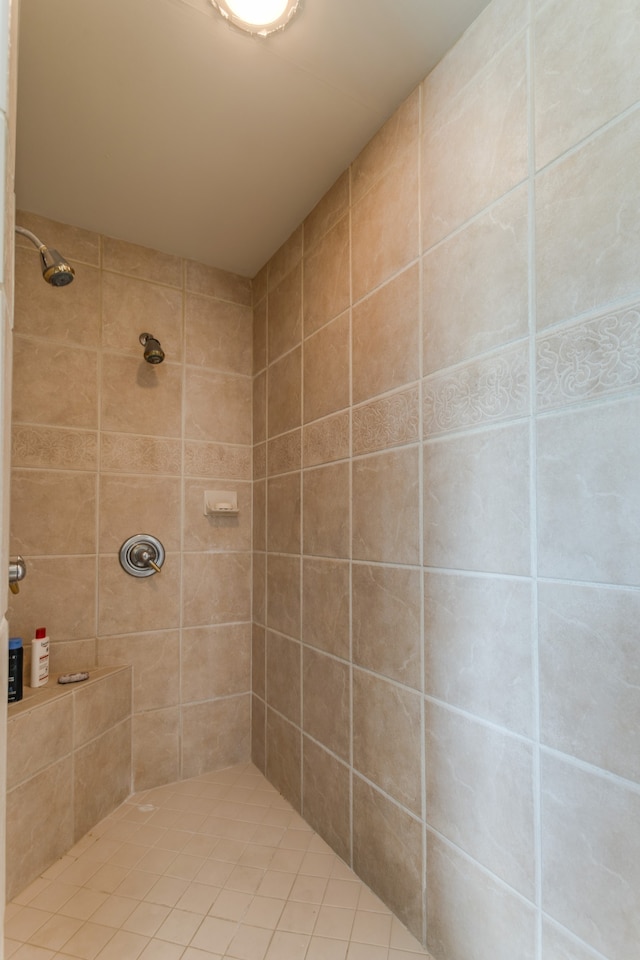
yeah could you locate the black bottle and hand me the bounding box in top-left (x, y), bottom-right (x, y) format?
top-left (8, 637), bottom-right (23, 703)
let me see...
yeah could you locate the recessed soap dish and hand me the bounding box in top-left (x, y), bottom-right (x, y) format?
top-left (204, 490), bottom-right (239, 516)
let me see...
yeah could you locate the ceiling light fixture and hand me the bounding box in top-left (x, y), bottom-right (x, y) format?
top-left (210, 0), bottom-right (301, 36)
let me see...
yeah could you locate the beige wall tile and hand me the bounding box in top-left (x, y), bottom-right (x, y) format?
top-left (6, 757), bottom-right (74, 900)
top-left (421, 36), bottom-right (528, 250)
top-left (352, 387), bottom-right (419, 457)
top-left (302, 738), bottom-right (350, 864)
top-left (253, 479), bottom-right (266, 553)
top-left (181, 623), bottom-right (251, 702)
top-left (268, 226), bottom-right (302, 291)
top-left (353, 668), bottom-right (422, 814)
top-left (182, 552), bottom-right (251, 627)
top-left (421, 0), bottom-right (528, 127)
top-left (426, 702), bottom-right (535, 898)
top-left (539, 581), bottom-right (640, 782)
top-left (74, 720), bottom-right (132, 840)
top-left (101, 433), bottom-right (181, 476)
top-left (49, 638), bottom-right (96, 674)
top-left (537, 398), bottom-right (640, 585)
top-left (11, 468), bottom-right (96, 556)
top-left (266, 631), bottom-right (301, 725)
top-left (268, 262), bottom-right (302, 362)
top-left (536, 111), bottom-right (640, 328)
top-left (253, 370), bottom-right (267, 445)
top-left (351, 89), bottom-right (420, 205)
top-left (73, 667), bottom-right (132, 747)
top-left (252, 695), bottom-right (266, 774)
top-left (252, 624), bottom-right (266, 700)
top-left (303, 170), bottom-right (349, 251)
top-left (423, 187), bottom-right (529, 374)
top-left (425, 571), bottom-right (533, 736)
top-left (266, 554), bottom-right (300, 639)
top-left (266, 708), bottom-right (301, 813)
top-left (267, 347), bottom-right (301, 438)
top-left (102, 236), bottom-right (182, 287)
top-left (98, 631), bottom-right (180, 713)
top-left (427, 831), bottom-right (536, 960)
top-left (15, 249), bottom-right (100, 347)
top-left (11, 425), bottom-right (98, 471)
top-left (303, 312), bottom-right (350, 423)
top-left (98, 553), bottom-right (180, 636)
top-left (99, 474), bottom-right (180, 553)
top-left (7, 696), bottom-right (73, 790)
top-left (8, 556), bottom-right (97, 643)
top-left (101, 354), bottom-right (182, 438)
top-left (181, 695), bottom-right (251, 779)
top-left (184, 368), bottom-right (252, 444)
top-left (353, 447), bottom-right (420, 564)
top-left (303, 218), bottom-right (350, 338)
top-left (423, 341), bottom-right (529, 437)
top-left (302, 558), bottom-right (350, 660)
top-left (302, 462), bottom-right (349, 559)
top-left (102, 272), bottom-right (183, 362)
top-left (184, 440), bottom-right (251, 481)
top-left (133, 707), bottom-right (180, 792)
top-left (423, 423), bottom-right (530, 575)
top-left (13, 337), bottom-right (98, 429)
top-left (303, 412), bottom-right (350, 468)
top-left (253, 551), bottom-right (266, 626)
top-left (534, 0), bottom-right (640, 168)
top-left (185, 294), bottom-right (252, 375)
top-left (536, 300), bottom-right (640, 412)
top-left (183, 479), bottom-right (251, 553)
top-left (185, 259), bottom-right (251, 306)
top-left (351, 148), bottom-right (419, 303)
top-left (352, 563), bottom-right (421, 689)
top-left (253, 297), bottom-right (267, 374)
top-left (352, 265), bottom-right (419, 405)
top-left (253, 263), bottom-right (268, 305)
top-left (268, 429), bottom-right (301, 477)
top-left (541, 752), bottom-right (640, 959)
top-left (542, 919), bottom-right (604, 960)
top-left (353, 776), bottom-right (423, 940)
top-left (267, 473), bottom-right (301, 555)
top-left (302, 648), bottom-right (350, 761)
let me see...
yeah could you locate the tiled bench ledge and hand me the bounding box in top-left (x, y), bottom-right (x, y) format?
top-left (6, 664), bottom-right (133, 900)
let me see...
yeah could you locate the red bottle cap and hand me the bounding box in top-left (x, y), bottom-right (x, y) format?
top-left (35, 627), bottom-right (46, 639)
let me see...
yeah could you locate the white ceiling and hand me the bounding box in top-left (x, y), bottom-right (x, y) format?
top-left (15, 0), bottom-right (490, 277)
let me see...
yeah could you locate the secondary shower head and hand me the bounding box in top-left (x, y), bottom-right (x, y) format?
top-left (15, 225), bottom-right (75, 286)
top-left (139, 333), bottom-right (165, 364)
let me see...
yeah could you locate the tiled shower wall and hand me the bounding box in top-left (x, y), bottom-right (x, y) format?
top-left (9, 211), bottom-right (253, 791)
top-left (251, 0), bottom-right (640, 958)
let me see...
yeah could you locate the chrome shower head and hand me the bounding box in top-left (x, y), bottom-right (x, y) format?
top-left (15, 225), bottom-right (75, 286)
top-left (139, 333), bottom-right (165, 364)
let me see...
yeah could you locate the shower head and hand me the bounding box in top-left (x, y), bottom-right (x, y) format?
top-left (15, 225), bottom-right (75, 286)
top-left (139, 333), bottom-right (165, 364)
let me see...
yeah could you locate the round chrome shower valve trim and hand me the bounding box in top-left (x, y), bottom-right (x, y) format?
top-left (119, 534), bottom-right (165, 577)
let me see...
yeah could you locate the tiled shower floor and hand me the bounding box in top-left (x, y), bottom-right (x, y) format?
top-left (5, 763), bottom-right (432, 960)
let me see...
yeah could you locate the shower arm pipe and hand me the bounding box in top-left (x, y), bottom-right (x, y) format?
top-left (15, 224), bottom-right (48, 253)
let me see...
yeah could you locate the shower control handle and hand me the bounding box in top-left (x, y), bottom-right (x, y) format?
top-left (119, 535), bottom-right (165, 578)
top-left (9, 555), bottom-right (27, 594)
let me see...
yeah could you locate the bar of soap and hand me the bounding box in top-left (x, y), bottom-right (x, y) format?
top-left (58, 672), bottom-right (90, 684)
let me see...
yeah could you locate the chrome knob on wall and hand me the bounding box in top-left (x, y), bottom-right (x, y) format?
top-left (9, 555), bottom-right (27, 594)
top-left (119, 535), bottom-right (165, 578)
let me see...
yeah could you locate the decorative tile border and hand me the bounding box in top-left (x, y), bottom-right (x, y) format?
top-left (268, 429), bottom-right (301, 476)
top-left (12, 425), bottom-right (98, 471)
top-left (537, 303), bottom-right (640, 411)
top-left (101, 432), bottom-right (182, 475)
top-left (353, 386), bottom-right (420, 456)
top-left (303, 411), bottom-right (350, 467)
top-left (183, 439), bottom-right (251, 480)
top-left (253, 442), bottom-right (266, 480)
top-left (423, 342), bottom-right (529, 437)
